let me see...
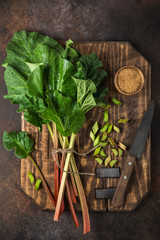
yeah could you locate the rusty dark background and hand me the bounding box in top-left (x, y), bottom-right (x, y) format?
top-left (0, 0), bottom-right (160, 239)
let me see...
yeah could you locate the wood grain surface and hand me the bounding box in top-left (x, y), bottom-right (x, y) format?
top-left (21, 42), bottom-right (151, 212)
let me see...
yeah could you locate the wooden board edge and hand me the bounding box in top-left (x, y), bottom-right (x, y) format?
top-left (108, 190), bottom-right (150, 212)
top-left (127, 42), bottom-right (151, 67)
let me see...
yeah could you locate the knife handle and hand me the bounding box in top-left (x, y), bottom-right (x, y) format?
top-left (112, 155), bottom-right (136, 208)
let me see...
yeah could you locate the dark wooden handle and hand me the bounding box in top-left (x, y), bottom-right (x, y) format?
top-left (111, 155), bottom-right (136, 208)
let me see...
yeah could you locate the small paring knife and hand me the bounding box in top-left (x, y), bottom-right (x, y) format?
top-left (112, 100), bottom-right (154, 208)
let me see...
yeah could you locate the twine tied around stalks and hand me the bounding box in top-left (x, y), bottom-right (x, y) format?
top-left (52, 144), bottom-right (102, 176)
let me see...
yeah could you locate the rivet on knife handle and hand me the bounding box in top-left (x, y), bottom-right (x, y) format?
top-left (111, 155), bottom-right (135, 207)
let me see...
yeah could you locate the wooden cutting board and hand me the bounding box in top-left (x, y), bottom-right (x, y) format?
top-left (21, 41), bottom-right (151, 212)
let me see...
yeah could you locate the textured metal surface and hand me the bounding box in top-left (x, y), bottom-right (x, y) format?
top-left (0, 0), bottom-right (160, 240)
top-left (130, 101), bottom-right (154, 159)
top-left (96, 188), bottom-right (116, 199)
top-left (96, 168), bottom-right (120, 178)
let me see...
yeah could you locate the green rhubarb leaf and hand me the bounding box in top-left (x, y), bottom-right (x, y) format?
top-left (90, 131), bottom-right (95, 142)
top-left (112, 97), bottom-right (122, 105)
top-left (92, 121), bottom-right (99, 135)
top-left (27, 97), bottom-right (47, 113)
top-left (95, 157), bottom-right (103, 165)
top-left (48, 57), bottom-right (77, 98)
top-left (100, 122), bottom-right (109, 133)
top-left (93, 146), bottom-right (101, 156)
top-left (2, 31), bottom-right (64, 76)
top-left (2, 31), bottom-right (79, 100)
top-left (63, 39), bottom-right (80, 63)
top-left (103, 110), bottom-right (109, 122)
top-left (75, 53), bottom-right (107, 86)
top-left (73, 77), bottom-right (97, 113)
top-left (2, 30), bottom-right (108, 145)
top-left (110, 160), bottom-right (117, 167)
top-left (41, 90), bottom-right (85, 136)
top-left (3, 131), bottom-right (34, 159)
top-left (94, 135), bottom-right (100, 146)
top-left (10, 95), bottom-right (31, 112)
top-left (24, 110), bottom-right (41, 130)
top-left (17, 96), bottom-right (46, 113)
top-left (80, 91), bottom-right (97, 113)
top-left (74, 53), bottom-right (108, 105)
top-left (26, 62), bottom-right (44, 72)
top-left (3, 65), bottom-right (27, 100)
top-left (2, 31), bottom-right (64, 63)
top-left (94, 85), bottom-right (108, 107)
top-left (111, 148), bottom-right (118, 157)
top-left (3, 65), bottom-right (47, 117)
top-left (35, 179), bottom-right (42, 191)
top-left (100, 149), bottom-right (106, 157)
top-left (27, 65), bottom-right (45, 99)
top-left (28, 172), bottom-right (35, 184)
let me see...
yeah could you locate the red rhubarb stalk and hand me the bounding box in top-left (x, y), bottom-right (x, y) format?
top-left (54, 133), bottom-right (76, 221)
top-left (52, 123), bottom-right (59, 205)
top-left (68, 177), bottom-right (77, 203)
top-left (59, 133), bottom-right (78, 197)
top-left (56, 135), bottom-right (78, 225)
top-left (61, 154), bottom-right (78, 222)
top-left (66, 137), bottom-right (90, 233)
top-left (54, 134), bottom-right (90, 234)
top-left (70, 155), bottom-right (90, 234)
top-left (60, 143), bottom-right (66, 214)
top-left (69, 165), bottom-right (79, 197)
top-left (66, 180), bottom-right (79, 228)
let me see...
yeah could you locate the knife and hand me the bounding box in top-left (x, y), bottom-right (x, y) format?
top-left (112, 100), bottom-right (154, 208)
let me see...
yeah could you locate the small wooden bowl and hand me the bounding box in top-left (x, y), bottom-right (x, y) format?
top-left (114, 66), bottom-right (144, 96)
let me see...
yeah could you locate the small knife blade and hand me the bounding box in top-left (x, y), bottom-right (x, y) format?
top-left (130, 100), bottom-right (154, 160)
top-left (96, 168), bottom-right (120, 178)
top-left (96, 188), bottom-right (116, 199)
top-left (112, 101), bottom-right (154, 208)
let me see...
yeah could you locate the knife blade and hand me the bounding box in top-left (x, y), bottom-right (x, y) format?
top-left (96, 168), bottom-right (120, 178)
top-left (112, 100), bottom-right (154, 208)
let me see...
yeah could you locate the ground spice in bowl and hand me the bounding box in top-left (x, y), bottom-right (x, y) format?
top-left (114, 66), bottom-right (144, 96)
